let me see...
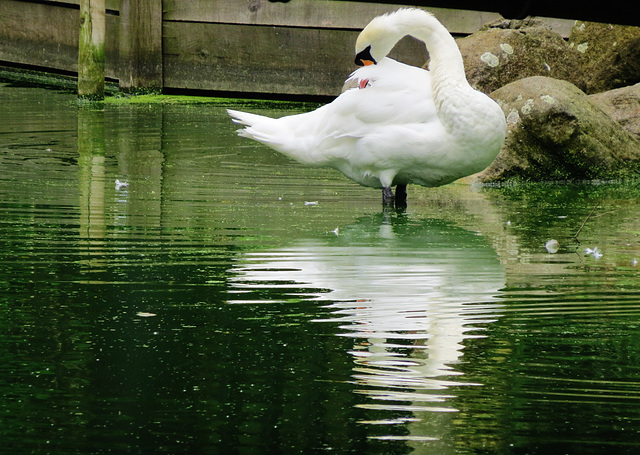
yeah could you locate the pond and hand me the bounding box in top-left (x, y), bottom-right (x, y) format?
top-left (1, 82), bottom-right (640, 454)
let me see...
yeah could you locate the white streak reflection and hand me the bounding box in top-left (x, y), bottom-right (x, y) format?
top-left (228, 215), bottom-right (505, 444)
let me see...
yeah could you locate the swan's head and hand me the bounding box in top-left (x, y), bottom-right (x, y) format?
top-left (354, 14), bottom-right (399, 66)
top-left (354, 9), bottom-right (431, 66)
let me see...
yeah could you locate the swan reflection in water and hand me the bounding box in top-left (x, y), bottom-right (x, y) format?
top-left (228, 214), bottom-right (505, 442)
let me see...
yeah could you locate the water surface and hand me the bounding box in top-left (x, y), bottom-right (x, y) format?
top-left (1, 83), bottom-right (640, 454)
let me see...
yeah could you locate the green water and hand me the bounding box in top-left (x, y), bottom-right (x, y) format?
top-left (1, 83), bottom-right (640, 454)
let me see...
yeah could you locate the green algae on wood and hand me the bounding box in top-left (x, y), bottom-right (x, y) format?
top-left (78, 0), bottom-right (106, 100)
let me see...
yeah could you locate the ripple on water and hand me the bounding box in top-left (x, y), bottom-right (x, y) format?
top-left (4, 84), bottom-right (640, 453)
top-left (228, 218), bottom-right (506, 442)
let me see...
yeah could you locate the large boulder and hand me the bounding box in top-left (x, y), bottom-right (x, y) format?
top-left (457, 18), bottom-right (585, 94)
top-left (589, 83), bottom-right (640, 139)
top-left (569, 21), bottom-right (640, 94)
top-left (478, 76), bottom-right (640, 183)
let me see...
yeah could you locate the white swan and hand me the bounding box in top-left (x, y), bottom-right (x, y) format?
top-left (228, 8), bottom-right (506, 207)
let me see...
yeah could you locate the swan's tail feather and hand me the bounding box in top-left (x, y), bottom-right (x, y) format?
top-left (227, 109), bottom-right (282, 146)
top-left (227, 109), bottom-right (263, 128)
top-left (226, 108), bottom-right (316, 164)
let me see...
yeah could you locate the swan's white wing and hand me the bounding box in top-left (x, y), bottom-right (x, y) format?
top-left (229, 58), bottom-right (436, 148)
top-left (309, 59), bottom-right (438, 142)
top-left (229, 58), bottom-right (450, 187)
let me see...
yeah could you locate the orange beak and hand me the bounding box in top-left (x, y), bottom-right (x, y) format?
top-left (355, 46), bottom-right (376, 67)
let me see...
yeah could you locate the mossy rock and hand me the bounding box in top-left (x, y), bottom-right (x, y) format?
top-left (478, 76), bottom-right (640, 183)
top-left (457, 18), bottom-right (585, 94)
top-left (589, 82), bottom-right (640, 139)
top-left (569, 21), bottom-right (640, 94)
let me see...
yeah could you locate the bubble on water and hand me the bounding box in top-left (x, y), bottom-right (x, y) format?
top-left (545, 239), bottom-right (559, 253)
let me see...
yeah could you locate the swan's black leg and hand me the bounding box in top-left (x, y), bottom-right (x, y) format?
top-left (382, 187), bottom-right (395, 206)
top-left (395, 184), bottom-right (407, 208)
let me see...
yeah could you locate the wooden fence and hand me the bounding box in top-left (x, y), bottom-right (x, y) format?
top-left (0, 0), bottom-right (573, 97)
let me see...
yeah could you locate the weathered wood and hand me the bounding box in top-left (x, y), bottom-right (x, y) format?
top-left (163, 0), bottom-right (502, 35)
top-left (0, 0), bottom-right (79, 72)
top-left (78, 0), bottom-right (106, 99)
top-left (164, 0), bottom-right (573, 38)
top-left (163, 21), bottom-right (427, 96)
top-left (118, 0), bottom-right (163, 91)
top-left (0, 0), bottom-right (119, 77)
top-left (0, 0), bottom-right (576, 97)
top-left (39, 0), bottom-right (120, 10)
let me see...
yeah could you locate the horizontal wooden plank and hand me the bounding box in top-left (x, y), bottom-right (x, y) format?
top-left (163, 21), bottom-right (428, 96)
top-left (0, 0), bottom-right (119, 77)
top-left (0, 0), bottom-right (574, 94)
top-left (164, 0), bottom-right (502, 35)
top-left (0, 0), bottom-right (79, 72)
top-left (35, 0), bottom-right (121, 12)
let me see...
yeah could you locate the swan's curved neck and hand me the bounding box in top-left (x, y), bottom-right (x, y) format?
top-left (388, 10), bottom-right (467, 85)
top-left (380, 10), bottom-right (471, 131)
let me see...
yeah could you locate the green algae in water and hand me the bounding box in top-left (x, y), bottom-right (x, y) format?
top-left (104, 92), bottom-right (323, 111)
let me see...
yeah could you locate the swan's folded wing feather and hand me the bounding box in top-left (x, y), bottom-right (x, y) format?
top-left (316, 83), bottom-right (437, 144)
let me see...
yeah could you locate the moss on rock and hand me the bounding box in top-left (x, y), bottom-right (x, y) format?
top-left (569, 21), bottom-right (640, 94)
top-left (457, 18), bottom-right (585, 94)
top-left (479, 76), bottom-right (640, 183)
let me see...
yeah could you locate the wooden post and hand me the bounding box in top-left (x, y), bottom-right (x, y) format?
top-left (119, 0), bottom-right (163, 92)
top-left (78, 0), bottom-right (106, 100)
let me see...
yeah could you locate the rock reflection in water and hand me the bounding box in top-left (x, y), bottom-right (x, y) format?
top-left (229, 214), bottom-right (505, 443)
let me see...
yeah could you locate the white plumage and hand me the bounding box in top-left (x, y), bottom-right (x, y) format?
top-left (228, 8), bottom-right (506, 206)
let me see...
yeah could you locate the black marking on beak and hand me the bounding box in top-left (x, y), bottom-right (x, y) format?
top-left (355, 45), bottom-right (376, 66)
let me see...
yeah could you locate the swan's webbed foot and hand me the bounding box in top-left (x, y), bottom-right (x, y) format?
top-left (382, 187), bottom-right (395, 206)
top-left (382, 185), bottom-right (408, 210)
